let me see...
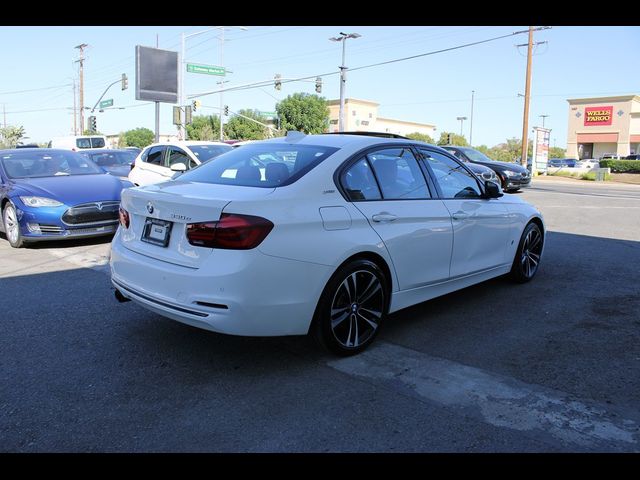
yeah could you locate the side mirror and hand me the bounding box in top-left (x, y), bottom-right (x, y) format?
top-left (483, 180), bottom-right (503, 199)
top-left (170, 162), bottom-right (187, 172)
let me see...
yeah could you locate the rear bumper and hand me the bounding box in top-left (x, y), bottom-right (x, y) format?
top-left (109, 232), bottom-right (333, 336)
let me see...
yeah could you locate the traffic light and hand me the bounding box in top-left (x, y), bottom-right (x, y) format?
top-left (88, 116), bottom-right (97, 133)
top-left (315, 76), bottom-right (322, 94)
top-left (121, 73), bottom-right (128, 91)
top-left (192, 99), bottom-right (201, 112)
top-left (447, 133), bottom-right (453, 145)
top-left (224, 105), bottom-right (229, 116)
top-left (274, 74), bottom-right (282, 91)
top-left (185, 105), bottom-right (193, 125)
top-left (172, 106), bottom-right (182, 125)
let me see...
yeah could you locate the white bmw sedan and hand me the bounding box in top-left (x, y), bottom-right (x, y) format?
top-left (111, 133), bottom-right (544, 355)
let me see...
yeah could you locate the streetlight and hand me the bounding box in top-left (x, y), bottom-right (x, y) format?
top-left (539, 114), bottom-right (549, 128)
top-left (180, 26), bottom-right (247, 140)
top-left (456, 116), bottom-right (467, 137)
top-left (329, 32), bottom-right (361, 132)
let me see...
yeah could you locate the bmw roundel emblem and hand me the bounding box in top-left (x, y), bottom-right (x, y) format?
top-left (146, 202), bottom-right (154, 214)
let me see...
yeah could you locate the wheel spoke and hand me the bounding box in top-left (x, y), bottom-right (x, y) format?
top-left (357, 275), bottom-right (377, 303)
top-left (527, 252), bottom-right (539, 266)
top-left (331, 309), bottom-right (350, 329)
top-left (358, 311), bottom-right (379, 330)
top-left (529, 232), bottom-right (541, 250)
top-left (359, 281), bottom-right (381, 306)
top-left (339, 278), bottom-right (353, 304)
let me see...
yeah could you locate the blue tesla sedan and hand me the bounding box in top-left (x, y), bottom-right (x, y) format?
top-left (0, 148), bottom-right (133, 248)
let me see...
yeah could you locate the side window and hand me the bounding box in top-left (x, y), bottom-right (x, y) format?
top-left (446, 149), bottom-right (465, 161)
top-left (341, 158), bottom-right (381, 201)
top-left (420, 149), bottom-right (482, 199)
top-left (166, 147), bottom-right (190, 168)
top-left (367, 147), bottom-right (430, 200)
top-left (145, 146), bottom-right (164, 166)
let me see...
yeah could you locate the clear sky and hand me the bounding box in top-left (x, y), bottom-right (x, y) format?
top-left (1, 25), bottom-right (638, 149)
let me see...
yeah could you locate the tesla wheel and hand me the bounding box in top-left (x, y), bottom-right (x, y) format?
top-left (312, 259), bottom-right (388, 356)
top-left (3, 203), bottom-right (24, 248)
top-left (510, 222), bottom-right (543, 283)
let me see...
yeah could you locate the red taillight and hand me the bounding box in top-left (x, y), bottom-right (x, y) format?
top-left (186, 213), bottom-right (273, 249)
top-left (119, 207), bottom-right (130, 228)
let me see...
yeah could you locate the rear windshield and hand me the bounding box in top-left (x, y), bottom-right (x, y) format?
top-left (76, 137), bottom-right (106, 149)
top-left (177, 143), bottom-right (339, 187)
top-left (85, 150), bottom-right (137, 166)
top-left (188, 144), bottom-right (233, 163)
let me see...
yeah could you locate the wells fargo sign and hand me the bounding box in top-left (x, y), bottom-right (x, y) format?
top-left (584, 106), bottom-right (613, 126)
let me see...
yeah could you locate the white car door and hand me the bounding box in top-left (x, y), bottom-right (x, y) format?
top-left (344, 146), bottom-right (453, 291)
top-left (419, 148), bottom-right (512, 278)
top-left (134, 145), bottom-right (168, 186)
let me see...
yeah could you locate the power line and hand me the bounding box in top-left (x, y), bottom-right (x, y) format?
top-left (0, 84), bottom-right (72, 96)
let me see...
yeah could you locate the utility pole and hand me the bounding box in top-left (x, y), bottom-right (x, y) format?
top-left (155, 34), bottom-right (160, 143)
top-left (469, 90), bottom-right (475, 146)
top-left (519, 27), bottom-right (533, 167)
top-left (72, 80), bottom-right (77, 135)
top-left (75, 43), bottom-right (88, 135)
top-left (219, 27), bottom-right (225, 142)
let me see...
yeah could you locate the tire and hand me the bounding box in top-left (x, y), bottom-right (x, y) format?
top-left (312, 259), bottom-right (388, 356)
top-left (3, 202), bottom-right (25, 248)
top-left (510, 222), bottom-right (543, 283)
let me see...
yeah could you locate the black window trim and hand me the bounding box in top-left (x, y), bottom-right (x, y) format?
top-left (334, 142), bottom-right (438, 203)
top-left (416, 146), bottom-right (486, 200)
top-left (144, 145), bottom-right (166, 166)
top-left (165, 146), bottom-right (191, 169)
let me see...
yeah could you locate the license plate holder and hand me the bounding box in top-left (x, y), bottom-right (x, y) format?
top-left (141, 218), bottom-right (172, 247)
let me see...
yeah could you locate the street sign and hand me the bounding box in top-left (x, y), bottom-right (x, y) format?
top-left (259, 111), bottom-right (277, 119)
top-left (186, 63), bottom-right (225, 76)
top-left (99, 99), bottom-right (114, 109)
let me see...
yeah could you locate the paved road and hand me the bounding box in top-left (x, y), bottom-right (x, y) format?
top-left (1, 178), bottom-right (639, 452)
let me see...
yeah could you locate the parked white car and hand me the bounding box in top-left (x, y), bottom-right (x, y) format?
top-left (48, 135), bottom-right (109, 151)
top-left (128, 141), bottom-right (233, 186)
top-left (575, 158), bottom-right (600, 169)
top-left (112, 133), bottom-right (545, 355)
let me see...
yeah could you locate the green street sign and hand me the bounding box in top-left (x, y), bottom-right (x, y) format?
top-left (187, 63), bottom-right (225, 76)
top-left (99, 99), bottom-right (114, 108)
top-left (259, 111), bottom-right (277, 118)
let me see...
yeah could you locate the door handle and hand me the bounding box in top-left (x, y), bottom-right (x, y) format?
top-left (452, 211), bottom-right (470, 220)
top-left (371, 213), bottom-right (398, 223)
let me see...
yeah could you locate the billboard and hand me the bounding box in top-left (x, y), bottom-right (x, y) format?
top-left (584, 106), bottom-right (613, 126)
top-left (532, 127), bottom-right (551, 173)
top-left (135, 45), bottom-right (178, 103)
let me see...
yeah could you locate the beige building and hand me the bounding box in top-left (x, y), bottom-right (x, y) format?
top-left (566, 95), bottom-right (640, 159)
top-left (327, 98), bottom-right (436, 138)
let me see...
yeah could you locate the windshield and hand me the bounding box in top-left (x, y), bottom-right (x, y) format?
top-left (459, 148), bottom-right (496, 163)
top-left (75, 137), bottom-right (106, 149)
top-left (178, 143), bottom-right (339, 187)
top-left (188, 144), bottom-right (233, 163)
top-left (1, 150), bottom-right (104, 178)
top-left (85, 150), bottom-right (137, 167)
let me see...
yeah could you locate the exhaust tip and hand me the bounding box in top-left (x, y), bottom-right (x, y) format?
top-left (114, 289), bottom-right (131, 303)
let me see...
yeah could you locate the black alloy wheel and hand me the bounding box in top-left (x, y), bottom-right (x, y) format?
top-left (510, 222), bottom-right (543, 283)
top-left (313, 259), bottom-right (388, 356)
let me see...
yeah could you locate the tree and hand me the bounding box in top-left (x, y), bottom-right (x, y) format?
top-left (487, 137), bottom-right (533, 163)
top-left (276, 93), bottom-right (329, 134)
top-left (437, 131), bottom-right (468, 146)
top-left (225, 109), bottom-right (270, 140)
top-left (123, 127), bottom-right (155, 148)
top-left (0, 126), bottom-right (26, 148)
top-left (117, 132), bottom-right (128, 148)
top-left (186, 115), bottom-right (220, 141)
top-left (548, 146), bottom-right (566, 159)
top-left (406, 132), bottom-right (434, 144)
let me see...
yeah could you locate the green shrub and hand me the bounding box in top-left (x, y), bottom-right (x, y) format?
top-left (599, 160), bottom-right (640, 173)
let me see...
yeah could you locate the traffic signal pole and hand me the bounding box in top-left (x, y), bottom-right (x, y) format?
top-left (520, 26), bottom-right (534, 167)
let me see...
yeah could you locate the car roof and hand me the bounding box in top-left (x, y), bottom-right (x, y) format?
top-left (0, 148), bottom-right (79, 155)
top-left (145, 140), bottom-right (230, 148)
top-left (255, 133), bottom-right (443, 151)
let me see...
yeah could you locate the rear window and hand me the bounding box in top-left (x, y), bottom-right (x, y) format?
top-left (178, 143), bottom-right (339, 187)
top-left (76, 137), bottom-right (106, 149)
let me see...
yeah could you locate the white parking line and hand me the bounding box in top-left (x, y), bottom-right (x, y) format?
top-left (328, 342), bottom-right (639, 449)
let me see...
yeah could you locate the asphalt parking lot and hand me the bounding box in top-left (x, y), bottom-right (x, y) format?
top-left (1, 176), bottom-right (639, 452)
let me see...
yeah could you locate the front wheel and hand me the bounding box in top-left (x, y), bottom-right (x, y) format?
top-left (510, 222), bottom-right (543, 283)
top-left (312, 259), bottom-right (388, 356)
top-left (3, 203), bottom-right (25, 248)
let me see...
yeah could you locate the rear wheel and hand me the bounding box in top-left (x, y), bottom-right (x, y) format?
top-left (510, 222), bottom-right (543, 283)
top-left (312, 259), bottom-right (388, 356)
top-left (3, 203), bottom-right (25, 248)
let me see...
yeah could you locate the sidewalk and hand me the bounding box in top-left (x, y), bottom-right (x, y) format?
top-left (534, 173), bottom-right (640, 186)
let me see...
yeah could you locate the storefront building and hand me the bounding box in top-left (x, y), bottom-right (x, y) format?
top-left (566, 95), bottom-right (640, 159)
top-left (327, 98), bottom-right (436, 138)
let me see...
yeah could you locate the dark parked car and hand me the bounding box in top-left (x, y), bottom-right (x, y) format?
top-left (79, 148), bottom-right (138, 179)
top-left (443, 146), bottom-right (531, 193)
top-left (548, 158), bottom-right (577, 168)
top-left (624, 154), bottom-right (640, 160)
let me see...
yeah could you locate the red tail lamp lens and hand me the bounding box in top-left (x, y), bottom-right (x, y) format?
top-left (186, 213), bottom-right (273, 249)
top-left (118, 207), bottom-right (130, 228)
